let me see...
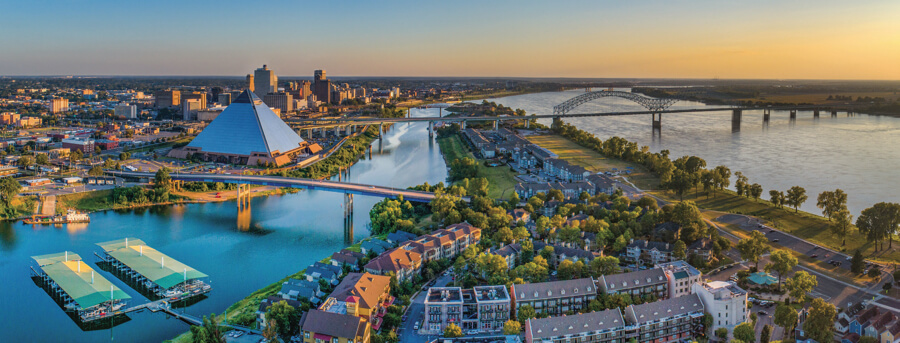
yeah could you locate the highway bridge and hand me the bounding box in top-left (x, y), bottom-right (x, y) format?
top-left (106, 171), bottom-right (467, 203)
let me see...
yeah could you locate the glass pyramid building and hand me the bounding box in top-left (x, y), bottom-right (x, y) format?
top-left (170, 90), bottom-right (307, 166)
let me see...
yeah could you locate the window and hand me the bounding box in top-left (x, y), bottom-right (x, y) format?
top-left (333, 338), bottom-right (339, 343)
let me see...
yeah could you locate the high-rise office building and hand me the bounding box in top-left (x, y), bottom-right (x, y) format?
top-left (246, 74), bottom-right (255, 93)
top-left (182, 99), bottom-right (202, 121)
top-left (218, 93), bottom-right (232, 106)
top-left (253, 65), bottom-right (277, 98)
top-left (114, 103), bottom-right (137, 119)
top-left (181, 91), bottom-right (207, 109)
top-left (49, 98), bottom-right (69, 113)
top-left (155, 90), bottom-right (181, 108)
top-left (263, 92), bottom-right (294, 114)
top-left (313, 69), bottom-right (331, 104)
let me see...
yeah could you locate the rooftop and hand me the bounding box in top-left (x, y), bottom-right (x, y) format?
top-left (426, 287), bottom-right (463, 303)
top-left (185, 90), bottom-right (304, 156)
top-left (600, 268), bottom-right (667, 291)
top-left (31, 251), bottom-right (131, 309)
top-left (528, 309), bottom-right (624, 339)
top-left (626, 294), bottom-right (704, 324)
top-left (512, 278), bottom-right (595, 301)
top-left (697, 281), bottom-right (748, 299)
top-left (96, 238), bottom-right (207, 290)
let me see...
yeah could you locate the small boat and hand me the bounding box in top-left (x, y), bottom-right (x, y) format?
top-left (23, 210), bottom-right (90, 225)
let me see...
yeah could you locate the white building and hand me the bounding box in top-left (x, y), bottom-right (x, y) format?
top-left (692, 281), bottom-right (748, 336)
top-left (253, 65), bottom-right (277, 98)
top-left (657, 260), bottom-right (702, 299)
top-left (114, 103), bottom-right (137, 119)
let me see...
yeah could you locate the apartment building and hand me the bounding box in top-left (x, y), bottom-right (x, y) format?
top-left (623, 294), bottom-right (706, 343)
top-left (525, 309), bottom-right (625, 343)
top-left (657, 261), bottom-right (702, 299)
top-left (625, 239), bottom-right (675, 265)
top-left (404, 223), bottom-right (481, 262)
top-left (596, 268), bottom-right (668, 300)
top-left (512, 278), bottom-right (597, 316)
top-left (298, 309), bottom-right (369, 343)
top-left (691, 281), bottom-right (748, 335)
top-left (424, 285), bottom-right (511, 334)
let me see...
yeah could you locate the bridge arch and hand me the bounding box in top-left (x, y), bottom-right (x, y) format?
top-left (552, 91), bottom-right (679, 115)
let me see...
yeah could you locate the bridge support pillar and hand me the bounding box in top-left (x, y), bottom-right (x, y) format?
top-left (832, 110), bottom-right (837, 117)
top-left (763, 109), bottom-right (771, 123)
top-left (525, 119), bottom-right (530, 129)
top-left (343, 193), bottom-right (354, 245)
top-left (814, 110), bottom-right (820, 118)
top-left (439, 107), bottom-right (443, 118)
top-left (428, 121), bottom-right (434, 138)
top-left (379, 123), bottom-right (384, 138)
top-left (236, 184), bottom-right (251, 211)
top-left (790, 110), bottom-right (797, 120)
top-left (731, 109), bottom-right (742, 132)
top-left (492, 120), bottom-right (498, 130)
top-left (320, 127), bottom-right (325, 137)
top-left (461, 120), bottom-right (466, 130)
top-left (651, 113), bottom-right (662, 130)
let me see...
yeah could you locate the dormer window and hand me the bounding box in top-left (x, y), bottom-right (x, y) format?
top-left (574, 288), bottom-right (579, 294)
top-left (561, 290), bottom-right (566, 295)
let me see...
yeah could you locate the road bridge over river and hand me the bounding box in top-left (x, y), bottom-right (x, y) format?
top-left (106, 171), bottom-right (467, 204)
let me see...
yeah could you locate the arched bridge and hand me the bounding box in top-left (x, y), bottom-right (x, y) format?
top-left (552, 90), bottom-right (679, 115)
top-left (106, 171), bottom-right (468, 203)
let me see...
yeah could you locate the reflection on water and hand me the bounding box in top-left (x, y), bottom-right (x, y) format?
top-left (484, 90), bottom-right (900, 216)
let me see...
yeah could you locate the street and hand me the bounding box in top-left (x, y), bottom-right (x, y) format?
top-left (399, 271), bottom-right (453, 343)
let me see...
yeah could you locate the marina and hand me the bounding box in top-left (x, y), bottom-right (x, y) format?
top-left (30, 251), bottom-right (131, 323)
top-left (23, 210), bottom-right (90, 225)
top-left (95, 238), bottom-right (211, 302)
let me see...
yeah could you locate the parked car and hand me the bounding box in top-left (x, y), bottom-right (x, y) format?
top-left (810, 254), bottom-right (818, 258)
top-left (758, 311), bottom-right (769, 316)
top-left (414, 321), bottom-right (420, 330)
top-left (771, 239), bottom-right (779, 243)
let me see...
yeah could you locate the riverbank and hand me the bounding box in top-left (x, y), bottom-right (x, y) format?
top-left (528, 131), bottom-right (900, 264)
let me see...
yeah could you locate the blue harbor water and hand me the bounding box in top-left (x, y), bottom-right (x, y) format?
top-left (0, 108), bottom-right (447, 343)
top-left (483, 89), bottom-right (900, 217)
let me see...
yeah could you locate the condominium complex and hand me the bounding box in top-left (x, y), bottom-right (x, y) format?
top-left (365, 223), bottom-right (481, 281)
top-left (525, 295), bottom-right (706, 343)
top-left (657, 261), bottom-right (702, 299)
top-left (511, 278), bottom-right (597, 316)
top-left (691, 281), bottom-right (748, 335)
top-left (423, 285), bottom-right (510, 333)
top-left (596, 268), bottom-right (668, 300)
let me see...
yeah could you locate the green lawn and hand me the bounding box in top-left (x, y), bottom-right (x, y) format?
top-left (56, 189), bottom-right (115, 213)
top-left (436, 134), bottom-right (519, 199)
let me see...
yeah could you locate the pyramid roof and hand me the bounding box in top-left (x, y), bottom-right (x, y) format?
top-left (186, 90), bottom-right (304, 156)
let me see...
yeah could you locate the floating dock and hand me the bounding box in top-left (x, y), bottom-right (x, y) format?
top-left (30, 251), bottom-right (131, 323)
top-left (95, 238), bottom-right (211, 302)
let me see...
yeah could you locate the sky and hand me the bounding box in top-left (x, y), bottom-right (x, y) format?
top-left (1, 0), bottom-right (898, 79)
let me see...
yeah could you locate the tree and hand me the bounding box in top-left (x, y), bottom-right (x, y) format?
top-left (859, 336), bottom-right (879, 343)
top-left (785, 186), bottom-right (808, 213)
top-left (774, 304), bottom-right (799, 336)
top-left (673, 240), bottom-right (686, 260)
top-left (35, 153), bottom-right (49, 165)
top-left (851, 250), bottom-right (865, 274)
top-left (784, 271), bottom-right (817, 303)
top-left (868, 267), bottom-right (881, 279)
top-left (17, 155), bottom-right (33, 169)
top-left (0, 177), bottom-right (22, 207)
top-left (733, 322), bottom-right (755, 343)
top-left (154, 167), bottom-right (172, 191)
top-left (715, 327), bottom-right (729, 341)
top-left (667, 169), bottom-right (694, 201)
top-left (558, 260), bottom-right (576, 280)
top-left (856, 202), bottom-right (900, 251)
top-left (735, 172), bottom-right (748, 197)
top-left (831, 209), bottom-right (854, 246)
top-left (737, 231), bottom-right (769, 270)
top-left (502, 320), bottom-right (521, 335)
top-left (262, 319), bottom-right (279, 342)
top-left (444, 323), bottom-right (463, 338)
top-left (765, 249), bottom-right (798, 289)
top-left (589, 256), bottom-right (621, 276)
top-left (760, 324), bottom-right (772, 343)
top-left (749, 183), bottom-right (763, 202)
top-left (769, 190), bottom-right (784, 208)
top-left (266, 300), bottom-right (300, 339)
top-left (805, 298), bottom-right (836, 343)
top-left (817, 189), bottom-right (848, 220)
top-left (88, 165), bottom-right (104, 176)
top-left (671, 201), bottom-right (704, 242)
top-left (190, 313), bottom-right (226, 343)
top-left (517, 304), bottom-right (536, 323)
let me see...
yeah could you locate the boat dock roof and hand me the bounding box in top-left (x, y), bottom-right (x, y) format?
top-left (31, 251), bottom-right (131, 309)
top-left (96, 238), bottom-right (208, 290)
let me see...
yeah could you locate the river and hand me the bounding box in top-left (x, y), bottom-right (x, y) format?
top-left (483, 89), bottom-right (900, 217)
top-left (0, 108), bottom-right (447, 343)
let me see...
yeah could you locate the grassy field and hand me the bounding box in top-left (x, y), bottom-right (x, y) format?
top-left (436, 134), bottom-right (519, 199)
top-left (56, 189), bottom-right (115, 213)
top-left (526, 134), bottom-right (659, 190)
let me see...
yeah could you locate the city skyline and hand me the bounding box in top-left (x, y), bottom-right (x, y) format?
top-left (2, 0), bottom-right (898, 80)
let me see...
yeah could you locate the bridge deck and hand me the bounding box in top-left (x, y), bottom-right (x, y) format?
top-left (108, 171), bottom-right (467, 203)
